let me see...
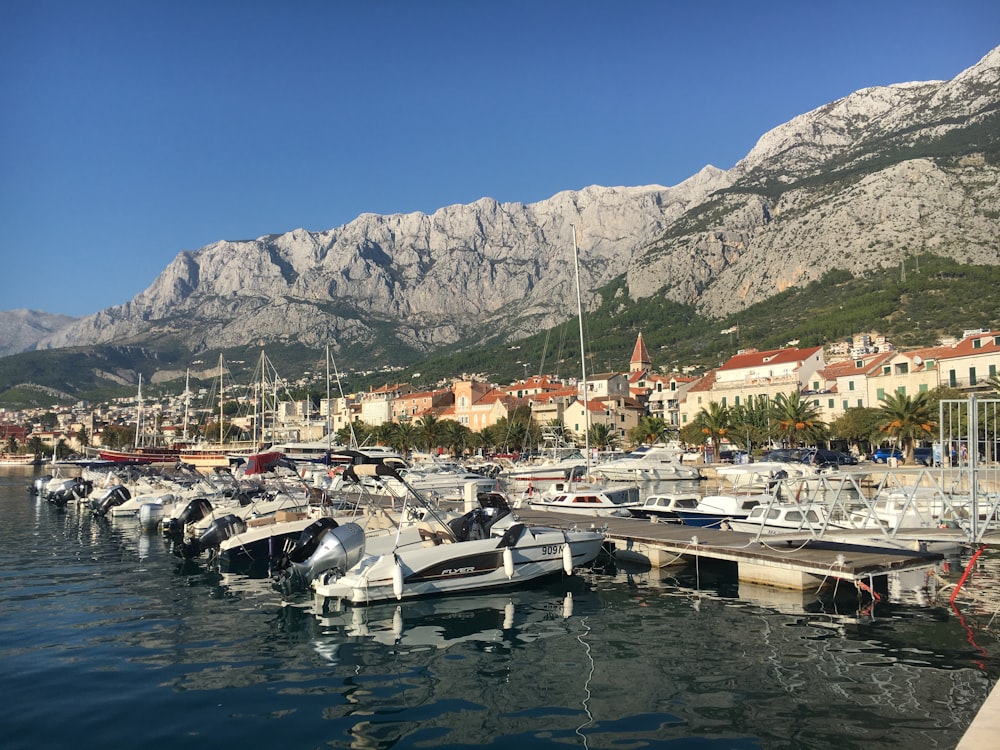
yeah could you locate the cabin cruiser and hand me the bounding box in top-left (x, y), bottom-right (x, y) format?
top-left (591, 444), bottom-right (701, 482)
top-left (271, 463), bottom-right (607, 610)
top-left (526, 484), bottom-right (641, 517)
top-left (628, 493), bottom-right (701, 522)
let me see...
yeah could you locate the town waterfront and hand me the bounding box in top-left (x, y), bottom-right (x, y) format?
top-left (2, 466), bottom-right (999, 749)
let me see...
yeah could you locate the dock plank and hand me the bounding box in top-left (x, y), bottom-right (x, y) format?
top-left (514, 509), bottom-right (945, 581)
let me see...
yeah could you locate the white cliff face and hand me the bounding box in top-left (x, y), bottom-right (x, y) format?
top-left (38, 175), bottom-right (729, 353)
top-left (32, 46), bottom-right (1000, 357)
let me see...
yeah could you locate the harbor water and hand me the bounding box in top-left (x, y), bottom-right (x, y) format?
top-left (2, 466), bottom-right (1000, 749)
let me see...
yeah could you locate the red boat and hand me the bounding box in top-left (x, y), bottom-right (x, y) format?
top-left (96, 447), bottom-right (183, 464)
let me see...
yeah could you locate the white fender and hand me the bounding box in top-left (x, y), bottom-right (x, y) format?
top-left (503, 601), bottom-right (515, 630)
top-left (392, 559), bottom-right (404, 601)
top-left (562, 539), bottom-right (574, 575)
top-left (392, 605), bottom-right (404, 640)
top-left (503, 547), bottom-right (514, 580)
top-left (562, 592), bottom-right (574, 619)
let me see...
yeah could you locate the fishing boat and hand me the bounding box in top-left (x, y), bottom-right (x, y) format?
top-left (272, 463), bottom-right (606, 609)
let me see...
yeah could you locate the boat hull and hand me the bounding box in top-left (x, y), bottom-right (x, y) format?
top-left (312, 525), bottom-right (605, 609)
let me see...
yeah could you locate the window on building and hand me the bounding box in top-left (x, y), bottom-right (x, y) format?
top-left (842, 400), bottom-right (849, 410)
top-left (919, 383), bottom-right (928, 392)
top-left (734, 396), bottom-right (740, 406)
top-left (970, 367), bottom-right (977, 385)
top-left (896, 386), bottom-right (906, 395)
top-left (828, 398), bottom-right (834, 408)
top-left (812, 380), bottom-right (820, 390)
top-left (857, 399), bottom-right (864, 407)
top-left (876, 388), bottom-right (885, 400)
top-left (990, 364), bottom-right (997, 378)
top-left (949, 370), bottom-right (957, 387)
top-left (882, 366), bottom-right (891, 375)
top-left (848, 381), bottom-right (855, 391)
top-left (973, 339), bottom-right (982, 349)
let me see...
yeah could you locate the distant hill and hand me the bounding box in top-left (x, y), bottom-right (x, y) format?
top-left (1, 255), bottom-right (997, 406)
top-left (0, 309), bottom-right (76, 356)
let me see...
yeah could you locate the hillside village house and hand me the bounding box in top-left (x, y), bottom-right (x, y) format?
top-left (678, 330), bottom-right (1000, 431)
top-left (679, 346), bottom-right (826, 426)
top-left (441, 380), bottom-right (525, 432)
top-left (360, 383), bottom-right (415, 425)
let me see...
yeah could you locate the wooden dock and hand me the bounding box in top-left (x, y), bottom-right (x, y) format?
top-left (514, 509), bottom-right (952, 592)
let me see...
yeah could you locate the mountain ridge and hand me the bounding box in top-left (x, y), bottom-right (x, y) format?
top-left (9, 46), bottom-right (999, 373)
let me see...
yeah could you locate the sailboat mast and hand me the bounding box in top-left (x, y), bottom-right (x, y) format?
top-left (572, 225), bottom-right (591, 471)
top-left (325, 344), bottom-right (332, 452)
top-left (135, 374), bottom-right (143, 449)
top-left (218, 354), bottom-right (224, 446)
top-left (259, 348), bottom-right (266, 448)
top-left (182, 369), bottom-right (190, 442)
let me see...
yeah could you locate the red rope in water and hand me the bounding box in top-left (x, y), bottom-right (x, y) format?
top-left (949, 544), bottom-right (987, 604)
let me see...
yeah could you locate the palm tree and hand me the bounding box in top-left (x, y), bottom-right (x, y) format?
top-left (694, 402), bottom-right (730, 460)
top-left (388, 421), bottom-right (418, 458)
top-left (877, 390), bottom-right (935, 464)
top-left (415, 414), bottom-right (445, 453)
top-left (588, 422), bottom-right (618, 452)
top-left (629, 415), bottom-right (669, 447)
top-left (727, 395), bottom-right (772, 456)
top-left (440, 419), bottom-right (472, 457)
top-left (770, 392), bottom-right (827, 449)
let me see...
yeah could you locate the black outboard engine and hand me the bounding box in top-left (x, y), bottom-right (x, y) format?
top-left (271, 518), bottom-right (366, 595)
top-left (49, 477), bottom-right (95, 507)
top-left (90, 485), bottom-right (131, 516)
top-left (162, 497), bottom-right (213, 538)
top-left (180, 514), bottom-right (247, 559)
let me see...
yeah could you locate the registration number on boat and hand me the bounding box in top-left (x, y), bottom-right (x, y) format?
top-left (542, 544), bottom-right (564, 556)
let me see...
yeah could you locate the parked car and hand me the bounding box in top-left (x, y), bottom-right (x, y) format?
top-left (871, 447), bottom-right (903, 463)
top-left (913, 447), bottom-right (936, 466)
top-left (802, 448), bottom-right (858, 467)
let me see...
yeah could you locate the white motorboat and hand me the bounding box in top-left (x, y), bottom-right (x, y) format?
top-left (272, 464), bottom-right (606, 609)
top-left (726, 501), bottom-right (852, 535)
top-left (526, 484), bottom-right (641, 517)
top-left (674, 463), bottom-right (802, 527)
top-left (591, 444), bottom-right (702, 482)
top-left (629, 493), bottom-right (701, 522)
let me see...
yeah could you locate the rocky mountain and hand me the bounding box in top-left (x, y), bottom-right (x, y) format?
top-left (0, 310), bottom-right (76, 357)
top-left (35, 45), bottom-right (1000, 362)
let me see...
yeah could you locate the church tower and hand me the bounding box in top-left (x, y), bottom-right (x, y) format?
top-left (630, 332), bottom-right (651, 373)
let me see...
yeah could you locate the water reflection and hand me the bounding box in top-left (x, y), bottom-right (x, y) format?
top-left (3, 467), bottom-right (1000, 750)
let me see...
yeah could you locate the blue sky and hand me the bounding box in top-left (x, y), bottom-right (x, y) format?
top-left (2, 1), bottom-right (998, 317)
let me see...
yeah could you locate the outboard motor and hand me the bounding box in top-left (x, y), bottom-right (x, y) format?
top-left (50, 477), bottom-right (95, 507)
top-left (181, 513), bottom-right (247, 559)
top-left (138, 502), bottom-right (166, 533)
top-left (90, 485), bottom-right (131, 516)
top-left (30, 474), bottom-right (53, 496)
top-left (272, 519), bottom-right (365, 595)
top-left (162, 497), bottom-right (213, 538)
